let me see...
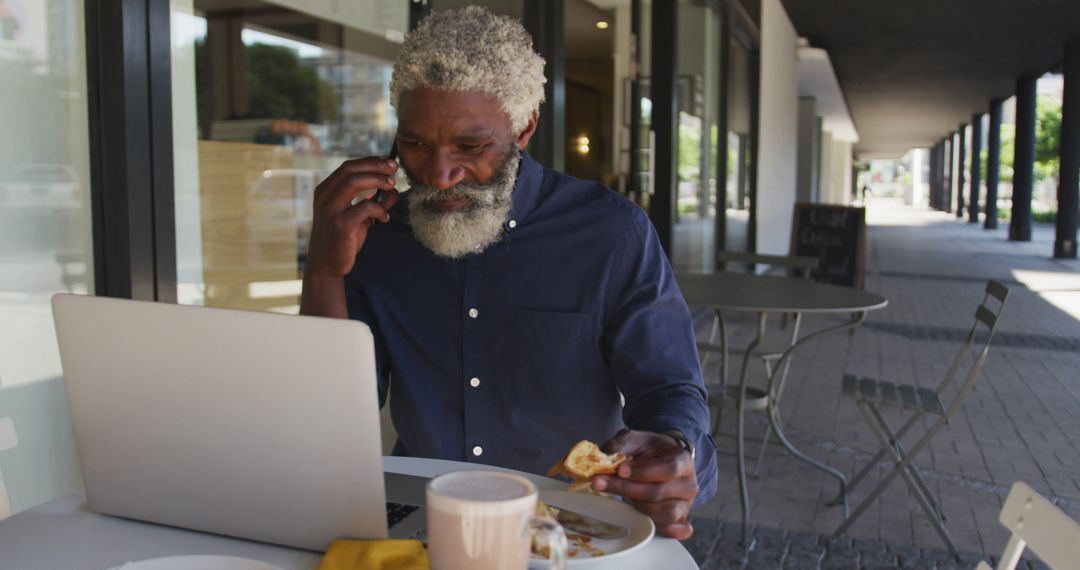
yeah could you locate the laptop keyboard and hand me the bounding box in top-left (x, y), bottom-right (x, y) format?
top-left (386, 502), bottom-right (420, 528)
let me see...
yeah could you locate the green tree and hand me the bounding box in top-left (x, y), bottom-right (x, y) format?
top-left (246, 43), bottom-right (339, 123)
top-left (1035, 95), bottom-right (1061, 182)
top-left (980, 96), bottom-right (1062, 184)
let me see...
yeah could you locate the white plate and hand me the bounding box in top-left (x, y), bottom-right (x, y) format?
top-left (529, 490), bottom-right (655, 568)
top-left (105, 555), bottom-right (285, 570)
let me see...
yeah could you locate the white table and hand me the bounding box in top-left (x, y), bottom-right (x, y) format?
top-left (0, 456), bottom-right (698, 570)
top-left (676, 271), bottom-right (888, 547)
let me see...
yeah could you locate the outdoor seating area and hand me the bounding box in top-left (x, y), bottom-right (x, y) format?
top-left (3, 0), bottom-right (1080, 569)
top-left (682, 200), bottom-right (1080, 569)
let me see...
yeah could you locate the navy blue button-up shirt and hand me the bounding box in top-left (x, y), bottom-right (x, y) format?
top-left (345, 151), bottom-right (717, 504)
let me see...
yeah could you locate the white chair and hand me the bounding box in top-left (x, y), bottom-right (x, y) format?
top-left (0, 378), bottom-right (82, 517)
top-left (976, 481), bottom-right (1080, 570)
top-left (0, 416), bottom-right (16, 519)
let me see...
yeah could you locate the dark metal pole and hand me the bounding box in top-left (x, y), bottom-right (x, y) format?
top-left (957, 125), bottom-right (967, 217)
top-left (747, 48), bottom-right (760, 253)
top-left (1010, 75), bottom-right (1037, 242)
top-left (986, 99), bottom-right (1004, 229)
top-left (944, 135), bottom-right (953, 214)
top-left (649, 0), bottom-right (677, 254)
top-left (714, 10), bottom-right (731, 260)
top-left (969, 113), bottom-right (983, 223)
top-left (85, 0), bottom-right (176, 301)
top-left (408, 0), bottom-right (430, 31)
top-left (628, 0), bottom-right (642, 202)
top-left (1056, 40), bottom-right (1080, 259)
top-left (937, 141), bottom-right (946, 210)
top-left (523, 0), bottom-right (565, 171)
top-left (930, 142), bottom-right (941, 210)
top-left (928, 142), bottom-right (937, 209)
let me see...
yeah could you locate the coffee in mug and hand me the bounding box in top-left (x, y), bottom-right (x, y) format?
top-left (426, 470), bottom-right (567, 570)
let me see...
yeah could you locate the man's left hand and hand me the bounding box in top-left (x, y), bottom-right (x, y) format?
top-left (592, 428), bottom-right (698, 540)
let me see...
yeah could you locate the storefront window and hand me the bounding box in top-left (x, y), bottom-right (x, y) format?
top-left (671, 1), bottom-right (722, 272)
top-left (171, 0), bottom-right (408, 313)
top-left (0, 0), bottom-right (94, 386)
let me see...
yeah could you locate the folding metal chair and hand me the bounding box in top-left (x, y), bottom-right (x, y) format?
top-left (831, 280), bottom-right (1009, 559)
top-left (976, 481), bottom-right (1080, 570)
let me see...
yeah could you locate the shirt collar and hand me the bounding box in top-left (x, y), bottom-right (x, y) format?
top-left (508, 149), bottom-right (544, 225)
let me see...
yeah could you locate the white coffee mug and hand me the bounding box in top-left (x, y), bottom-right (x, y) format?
top-left (426, 470), bottom-right (567, 570)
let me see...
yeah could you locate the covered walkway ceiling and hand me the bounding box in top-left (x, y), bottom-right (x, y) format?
top-left (780, 0), bottom-right (1080, 158)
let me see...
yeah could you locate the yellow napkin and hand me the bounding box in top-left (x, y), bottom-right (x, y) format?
top-left (318, 539), bottom-right (430, 570)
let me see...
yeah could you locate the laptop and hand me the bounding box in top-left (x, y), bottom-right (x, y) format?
top-left (51, 293), bottom-right (426, 552)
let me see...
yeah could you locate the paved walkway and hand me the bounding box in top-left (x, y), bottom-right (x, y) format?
top-left (685, 199), bottom-right (1080, 569)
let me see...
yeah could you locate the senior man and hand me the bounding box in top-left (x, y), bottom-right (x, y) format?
top-left (300, 6), bottom-right (717, 539)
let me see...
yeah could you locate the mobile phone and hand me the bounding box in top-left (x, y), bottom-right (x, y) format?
top-left (373, 140), bottom-right (398, 205)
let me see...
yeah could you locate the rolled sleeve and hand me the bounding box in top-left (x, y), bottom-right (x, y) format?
top-left (603, 211), bottom-right (718, 505)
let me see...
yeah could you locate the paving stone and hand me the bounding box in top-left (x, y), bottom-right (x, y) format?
top-left (684, 518), bottom-right (725, 566)
top-left (824, 536), bottom-right (853, 551)
top-left (919, 547), bottom-right (957, 562)
top-left (859, 550), bottom-right (900, 566)
top-left (851, 537), bottom-right (888, 554)
top-left (1025, 558), bottom-right (1051, 570)
top-left (744, 547), bottom-right (785, 570)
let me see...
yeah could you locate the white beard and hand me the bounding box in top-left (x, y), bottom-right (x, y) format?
top-left (406, 147), bottom-right (521, 259)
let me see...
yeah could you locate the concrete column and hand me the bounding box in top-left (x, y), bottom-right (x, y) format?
top-left (986, 99), bottom-right (1004, 229)
top-left (796, 97), bottom-right (819, 203)
top-left (910, 148), bottom-right (924, 206)
top-left (1010, 75), bottom-right (1037, 242)
top-left (969, 113), bottom-right (983, 223)
top-left (956, 126), bottom-right (967, 217)
top-left (1056, 40), bottom-right (1080, 258)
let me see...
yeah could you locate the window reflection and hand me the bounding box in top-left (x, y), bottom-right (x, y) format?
top-left (173, 0), bottom-right (405, 313)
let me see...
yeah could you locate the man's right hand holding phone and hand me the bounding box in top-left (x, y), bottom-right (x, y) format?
top-left (300, 156), bottom-right (401, 318)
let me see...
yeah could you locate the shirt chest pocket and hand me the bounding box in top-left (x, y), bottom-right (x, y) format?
top-left (502, 310), bottom-right (600, 405)
top-left (509, 309), bottom-right (595, 344)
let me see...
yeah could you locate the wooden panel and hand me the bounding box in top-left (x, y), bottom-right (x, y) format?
top-left (197, 140), bottom-right (305, 312)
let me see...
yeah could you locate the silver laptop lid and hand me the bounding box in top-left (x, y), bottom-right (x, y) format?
top-left (52, 293), bottom-right (387, 551)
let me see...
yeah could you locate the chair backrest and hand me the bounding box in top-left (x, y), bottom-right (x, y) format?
top-left (976, 481), bottom-right (1080, 570)
top-left (0, 378), bottom-right (82, 516)
top-left (0, 416), bottom-right (16, 519)
top-left (715, 250), bottom-right (819, 279)
top-left (932, 281), bottom-right (1009, 407)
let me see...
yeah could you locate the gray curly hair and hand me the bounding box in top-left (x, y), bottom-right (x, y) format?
top-left (390, 6), bottom-right (546, 133)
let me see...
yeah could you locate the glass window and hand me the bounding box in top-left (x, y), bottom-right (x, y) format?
top-left (724, 33), bottom-right (754, 256)
top-left (171, 0), bottom-right (408, 313)
top-left (0, 0), bottom-right (94, 387)
top-left (671, 1), bottom-right (721, 273)
top-left (564, 0), bottom-right (616, 186)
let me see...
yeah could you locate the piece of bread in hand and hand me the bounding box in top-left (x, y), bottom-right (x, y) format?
top-left (547, 440), bottom-right (629, 492)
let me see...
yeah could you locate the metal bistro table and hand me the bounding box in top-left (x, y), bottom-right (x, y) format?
top-left (676, 271), bottom-right (887, 546)
top-left (0, 456), bottom-right (698, 570)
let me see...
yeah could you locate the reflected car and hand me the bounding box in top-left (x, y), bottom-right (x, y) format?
top-left (0, 163), bottom-right (82, 209)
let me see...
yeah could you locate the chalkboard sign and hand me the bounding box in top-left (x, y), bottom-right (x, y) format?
top-left (790, 203), bottom-right (867, 288)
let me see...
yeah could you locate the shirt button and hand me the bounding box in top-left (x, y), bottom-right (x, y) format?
top-left (470, 377), bottom-right (481, 388)
top-left (468, 308), bottom-right (479, 319)
top-left (508, 219), bottom-right (518, 229)
top-left (472, 445), bottom-right (483, 457)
